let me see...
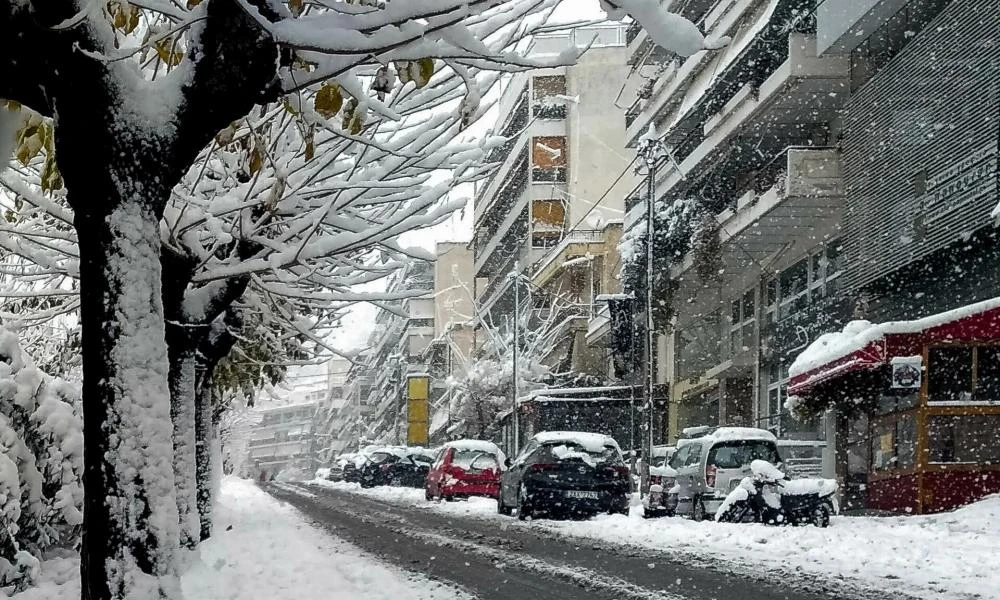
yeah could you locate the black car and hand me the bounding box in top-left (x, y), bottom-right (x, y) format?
top-left (498, 431), bottom-right (631, 519)
top-left (359, 448), bottom-right (434, 488)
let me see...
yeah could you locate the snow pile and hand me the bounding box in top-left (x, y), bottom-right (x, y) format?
top-left (13, 478), bottom-right (473, 600)
top-left (0, 327), bottom-right (82, 593)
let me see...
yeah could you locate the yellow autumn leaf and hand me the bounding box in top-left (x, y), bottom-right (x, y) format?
top-left (187, 0), bottom-right (203, 8)
top-left (314, 83), bottom-right (343, 119)
top-left (288, 0), bottom-right (304, 17)
top-left (414, 58), bottom-right (435, 88)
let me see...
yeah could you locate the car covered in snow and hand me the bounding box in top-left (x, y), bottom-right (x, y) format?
top-left (358, 446), bottom-right (435, 488)
top-left (667, 427), bottom-right (781, 521)
top-left (425, 440), bottom-right (505, 501)
top-left (498, 431), bottom-right (630, 519)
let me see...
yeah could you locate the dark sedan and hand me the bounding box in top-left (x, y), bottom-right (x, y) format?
top-left (498, 431), bottom-right (631, 519)
top-left (359, 448), bottom-right (434, 488)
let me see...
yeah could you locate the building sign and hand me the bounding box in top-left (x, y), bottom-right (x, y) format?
top-left (407, 376), bottom-right (430, 445)
top-left (922, 144), bottom-right (998, 224)
top-left (890, 356), bottom-right (922, 389)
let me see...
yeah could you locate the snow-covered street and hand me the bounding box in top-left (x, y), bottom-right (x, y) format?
top-left (12, 478), bottom-right (472, 600)
top-left (302, 479), bottom-right (998, 600)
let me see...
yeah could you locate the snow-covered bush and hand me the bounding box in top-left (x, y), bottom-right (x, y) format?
top-left (0, 328), bottom-right (82, 591)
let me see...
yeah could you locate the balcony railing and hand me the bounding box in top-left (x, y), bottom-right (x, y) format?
top-left (625, 22), bottom-right (643, 46)
top-left (532, 103), bottom-right (567, 120)
top-left (532, 167), bottom-right (567, 183)
top-left (531, 229), bottom-right (604, 277)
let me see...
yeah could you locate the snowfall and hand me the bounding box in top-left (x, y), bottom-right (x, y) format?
top-left (305, 479), bottom-right (998, 600)
top-left (11, 478), bottom-right (470, 600)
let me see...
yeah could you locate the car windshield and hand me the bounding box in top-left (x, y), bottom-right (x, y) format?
top-left (452, 449), bottom-right (498, 469)
top-left (540, 443), bottom-right (622, 466)
top-left (409, 454), bottom-right (433, 465)
top-left (709, 441), bottom-right (780, 469)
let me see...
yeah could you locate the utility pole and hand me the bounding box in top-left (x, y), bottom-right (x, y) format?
top-left (637, 128), bottom-right (665, 475)
top-left (511, 261), bottom-right (521, 456)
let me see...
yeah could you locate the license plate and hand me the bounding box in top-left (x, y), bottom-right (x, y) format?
top-left (565, 490), bottom-right (599, 499)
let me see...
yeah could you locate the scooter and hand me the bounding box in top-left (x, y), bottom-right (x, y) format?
top-left (642, 465), bottom-right (678, 518)
top-left (715, 460), bottom-right (837, 527)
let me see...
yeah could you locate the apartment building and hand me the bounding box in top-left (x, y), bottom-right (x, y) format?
top-left (316, 357), bottom-right (352, 463)
top-left (787, 0), bottom-right (1000, 514)
top-left (622, 0), bottom-right (850, 446)
top-left (470, 24), bottom-right (643, 453)
top-left (248, 402), bottom-right (319, 480)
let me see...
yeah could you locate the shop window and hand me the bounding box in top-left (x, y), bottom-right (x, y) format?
top-left (871, 415), bottom-right (915, 472)
top-left (927, 414), bottom-right (1000, 464)
top-left (929, 346), bottom-right (973, 401)
top-left (976, 347), bottom-right (1000, 402)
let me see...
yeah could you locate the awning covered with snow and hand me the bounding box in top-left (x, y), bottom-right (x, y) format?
top-left (788, 297), bottom-right (1000, 395)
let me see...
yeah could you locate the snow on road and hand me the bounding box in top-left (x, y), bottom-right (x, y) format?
top-left (13, 478), bottom-right (472, 600)
top-left (308, 479), bottom-right (999, 600)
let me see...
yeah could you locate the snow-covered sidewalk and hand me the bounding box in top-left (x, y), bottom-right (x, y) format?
top-left (309, 479), bottom-right (998, 600)
top-left (14, 478), bottom-right (471, 600)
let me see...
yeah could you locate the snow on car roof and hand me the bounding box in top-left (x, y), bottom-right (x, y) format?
top-left (444, 439), bottom-right (502, 454)
top-left (534, 431), bottom-right (621, 452)
top-left (681, 427), bottom-right (776, 444)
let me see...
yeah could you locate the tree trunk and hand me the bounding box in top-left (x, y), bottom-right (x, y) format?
top-left (76, 204), bottom-right (180, 600)
top-left (166, 327), bottom-right (200, 550)
top-left (194, 361), bottom-right (215, 542)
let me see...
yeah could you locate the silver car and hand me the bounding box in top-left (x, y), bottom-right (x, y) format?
top-left (667, 427), bottom-right (781, 521)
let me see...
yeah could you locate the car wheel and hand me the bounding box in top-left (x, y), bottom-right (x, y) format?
top-left (691, 496), bottom-right (707, 522)
top-left (812, 503), bottom-right (831, 528)
top-left (517, 485), bottom-right (533, 520)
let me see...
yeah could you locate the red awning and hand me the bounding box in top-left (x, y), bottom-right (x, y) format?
top-left (788, 297), bottom-right (1000, 396)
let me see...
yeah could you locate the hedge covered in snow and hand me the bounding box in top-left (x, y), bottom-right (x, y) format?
top-left (0, 328), bottom-right (83, 593)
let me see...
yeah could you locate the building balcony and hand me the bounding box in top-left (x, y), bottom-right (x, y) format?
top-left (673, 146), bottom-right (843, 282)
top-left (530, 229), bottom-right (605, 288)
top-left (585, 302), bottom-right (612, 347)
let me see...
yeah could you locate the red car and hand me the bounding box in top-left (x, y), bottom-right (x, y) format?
top-left (425, 440), bottom-right (505, 501)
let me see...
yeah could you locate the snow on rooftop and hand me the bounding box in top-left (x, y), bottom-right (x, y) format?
top-left (534, 431), bottom-right (621, 452)
top-left (789, 296), bottom-right (1000, 379)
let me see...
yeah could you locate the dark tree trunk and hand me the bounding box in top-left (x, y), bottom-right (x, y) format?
top-left (76, 204), bottom-right (180, 600)
top-left (193, 315), bottom-right (238, 541)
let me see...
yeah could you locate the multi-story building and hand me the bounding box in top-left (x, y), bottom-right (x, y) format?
top-left (316, 357), bottom-right (352, 463)
top-left (470, 24), bottom-right (641, 454)
top-left (786, 0), bottom-right (1000, 514)
top-left (354, 261), bottom-right (436, 444)
top-left (425, 242), bottom-right (478, 441)
top-left (622, 0), bottom-right (851, 447)
top-left (247, 402), bottom-right (319, 480)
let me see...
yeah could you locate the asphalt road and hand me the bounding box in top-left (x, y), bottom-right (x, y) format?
top-left (266, 483), bottom-right (911, 600)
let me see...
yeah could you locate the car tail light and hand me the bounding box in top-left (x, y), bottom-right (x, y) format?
top-left (611, 466), bottom-right (630, 480)
top-left (705, 464), bottom-right (717, 489)
top-left (649, 475), bottom-right (662, 486)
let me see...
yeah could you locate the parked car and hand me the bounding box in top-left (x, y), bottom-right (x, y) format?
top-left (327, 454), bottom-right (355, 482)
top-left (425, 440), bottom-right (505, 501)
top-left (359, 447), bottom-right (434, 488)
top-left (667, 427), bottom-right (781, 521)
top-left (498, 431), bottom-right (630, 519)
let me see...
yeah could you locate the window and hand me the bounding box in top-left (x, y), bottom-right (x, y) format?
top-left (531, 136), bottom-right (567, 182)
top-left (685, 444), bottom-right (702, 466)
top-left (871, 414), bottom-right (915, 472)
top-left (928, 414), bottom-right (1000, 464)
top-left (531, 199), bottom-right (566, 247)
top-left (768, 240), bottom-right (844, 322)
top-left (927, 346), bottom-right (975, 403)
top-left (532, 75), bottom-right (568, 119)
top-left (708, 441), bottom-right (780, 469)
top-left (729, 289), bottom-right (756, 356)
top-left (668, 445), bottom-right (690, 469)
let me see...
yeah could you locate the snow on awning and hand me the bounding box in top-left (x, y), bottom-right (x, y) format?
top-left (788, 297), bottom-right (1000, 395)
